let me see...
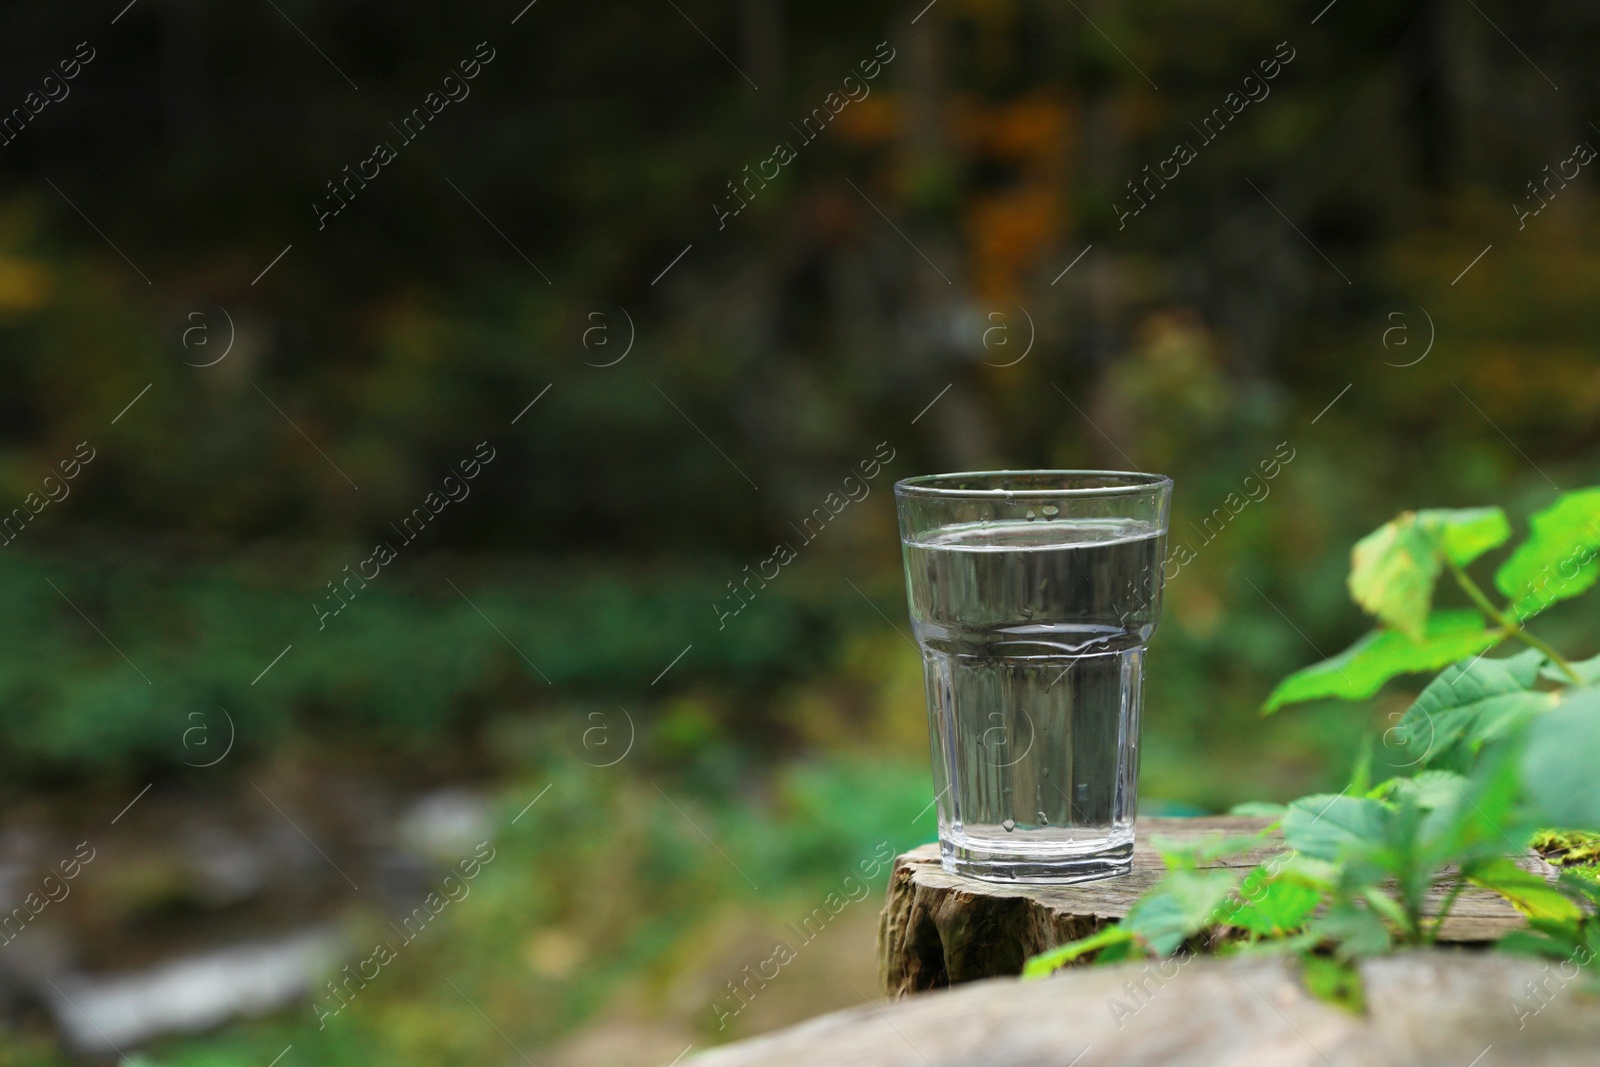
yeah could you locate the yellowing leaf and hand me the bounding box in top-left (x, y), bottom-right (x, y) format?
top-left (1349, 513), bottom-right (1440, 638)
top-left (1348, 509), bottom-right (1510, 638)
top-left (1464, 857), bottom-right (1583, 923)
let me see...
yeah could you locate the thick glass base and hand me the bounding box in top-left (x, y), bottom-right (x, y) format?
top-left (939, 833), bottom-right (1134, 884)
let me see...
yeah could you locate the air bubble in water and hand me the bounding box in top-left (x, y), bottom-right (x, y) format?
top-left (1042, 505), bottom-right (1059, 518)
top-left (1025, 510), bottom-right (1037, 521)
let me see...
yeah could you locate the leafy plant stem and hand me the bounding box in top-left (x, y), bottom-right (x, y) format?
top-left (1444, 556), bottom-right (1581, 683)
top-left (1426, 877), bottom-right (1466, 944)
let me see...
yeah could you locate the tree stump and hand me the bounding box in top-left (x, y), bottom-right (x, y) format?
top-left (687, 950), bottom-right (1600, 1067)
top-left (878, 816), bottom-right (1543, 996)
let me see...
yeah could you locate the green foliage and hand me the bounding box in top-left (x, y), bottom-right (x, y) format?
top-left (1269, 487), bottom-right (1600, 711)
top-left (1464, 857), bottom-right (1583, 924)
top-left (1299, 955), bottom-right (1365, 1012)
top-left (1025, 490), bottom-right (1600, 1007)
top-left (1348, 508), bottom-right (1509, 638)
top-left (1222, 871), bottom-right (1321, 936)
top-left (1389, 649), bottom-right (1557, 772)
top-left (1495, 489), bottom-right (1600, 621)
top-left (1522, 687), bottom-right (1600, 831)
top-left (1261, 611), bottom-right (1500, 712)
top-left (0, 551), bottom-right (841, 777)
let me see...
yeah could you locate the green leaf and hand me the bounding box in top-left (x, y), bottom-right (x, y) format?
top-left (1349, 513), bottom-right (1444, 638)
top-left (1020, 925), bottom-right (1135, 978)
top-left (1425, 741), bottom-right (1534, 869)
top-left (1383, 770), bottom-right (1470, 810)
top-left (1542, 652), bottom-right (1600, 686)
top-left (1222, 874), bottom-right (1322, 935)
top-left (1124, 868), bottom-right (1241, 955)
top-left (1151, 831), bottom-right (1269, 868)
top-left (1359, 886), bottom-right (1412, 932)
top-left (1299, 954), bottom-right (1366, 1012)
top-left (1230, 801), bottom-right (1289, 818)
top-left (1495, 488), bottom-right (1600, 621)
top-left (1389, 650), bottom-right (1556, 771)
top-left (1282, 794), bottom-right (1390, 862)
top-left (1423, 507), bottom-right (1515, 566)
top-left (1312, 901), bottom-right (1392, 959)
top-left (1464, 856), bottom-right (1584, 924)
top-left (1263, 611), bottom-right (1503, 712)
top-left (1270, 854), bottom-right (1341, 891)
top-left (1522, 686), bottom-right (1600, 831)
top-left (1348, 509), bottom-right (1510, 638)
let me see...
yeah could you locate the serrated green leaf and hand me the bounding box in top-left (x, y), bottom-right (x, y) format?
top-left (1495, 488), bottom-right (1600, 621)
top-left (1124, 868), bottom-right (1241, 955)
top-left (1522, 686), bottom-right (1600, 831)
top-left (1464, 856), bottom-right (1584, 923)
top-left (1349, 513), bottom-right (1444, 637)
top-left (1020, 925), bottom-right (1135, 978)
top-left (1223, 874), bottom-right (1322, 935)
top-left (1282, 794), bottom-right (1390, 862)
top-left (1263, 610), bottom-right (1502, 712)
top-left (1389, 650), bottom-right (1556, 771)
top-left (1300, 953), bottom-right (1366, 1011)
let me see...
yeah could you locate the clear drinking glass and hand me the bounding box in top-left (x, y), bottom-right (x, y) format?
top-left (895, 470), bottom-right (1172, 883)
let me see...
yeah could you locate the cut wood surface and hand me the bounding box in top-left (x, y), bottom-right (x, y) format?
top-left (687, 950), bottom-right (1599, 1067)
top-left (879, 816), bottom-right (1543, 996)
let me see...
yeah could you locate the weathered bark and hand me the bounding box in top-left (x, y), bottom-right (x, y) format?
top-left (878, 816), bottom-right (1541, 996)
top-left (688, 950), bottom-right (1600, 1067)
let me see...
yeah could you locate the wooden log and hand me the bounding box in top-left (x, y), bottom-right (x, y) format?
top-left (688, 950), bottom-right (1600, 1067)
top-left (878, 816), bottom-right (1542, 996)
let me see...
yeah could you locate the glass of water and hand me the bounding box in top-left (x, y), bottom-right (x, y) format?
top-left (895, 471), bottom-right (1172, 883)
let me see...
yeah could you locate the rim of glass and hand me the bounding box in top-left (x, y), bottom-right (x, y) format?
top-left (894, 469), bottom-right (1172, 499)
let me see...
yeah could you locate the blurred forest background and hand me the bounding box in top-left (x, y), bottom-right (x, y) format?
top-left (0, 0), bottom-right (1595, 1063)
